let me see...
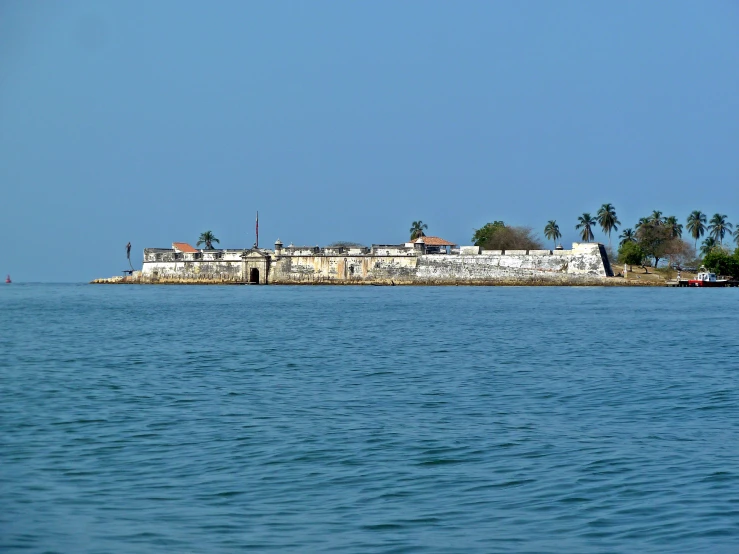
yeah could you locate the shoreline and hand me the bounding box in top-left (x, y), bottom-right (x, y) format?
top-left (90, 277), bottom-right (662, 287)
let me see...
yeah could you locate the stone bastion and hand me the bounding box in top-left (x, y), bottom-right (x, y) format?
top-left (92, 241), bottom-right (615, 285)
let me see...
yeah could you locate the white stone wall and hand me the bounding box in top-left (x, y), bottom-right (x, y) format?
top-left (136, 243), bottom-right (611, 284)
top-left (141, 260), bottom-right (244, 280)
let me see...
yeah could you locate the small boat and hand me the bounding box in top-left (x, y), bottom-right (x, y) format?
top-left (5, 275), bottom-right (10, 284)
top-left (688, 269), bottom-right (727, 287)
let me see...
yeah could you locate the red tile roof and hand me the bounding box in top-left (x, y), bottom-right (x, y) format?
top-left (172, 242), bottom-right (198, 253)
top-left (409, 236), bottom-right (457, 246)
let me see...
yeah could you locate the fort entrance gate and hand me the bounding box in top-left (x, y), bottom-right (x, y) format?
top-left (240, 250), bottom-right (270, 284)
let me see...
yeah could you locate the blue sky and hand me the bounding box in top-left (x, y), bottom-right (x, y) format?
top-left (2, 1), bottom-right (738, 281)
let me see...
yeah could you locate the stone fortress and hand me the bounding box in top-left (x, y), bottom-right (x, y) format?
top-left (95, 236), bottom-right (615, 285)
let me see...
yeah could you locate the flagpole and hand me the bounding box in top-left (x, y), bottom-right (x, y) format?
top-left (256, 211), bottom-right (259, 249)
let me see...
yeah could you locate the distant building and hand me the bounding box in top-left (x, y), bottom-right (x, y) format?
top-left (404, 236), bottom-right (458, 254)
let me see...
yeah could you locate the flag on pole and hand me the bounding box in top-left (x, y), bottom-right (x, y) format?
top-left (256, 211), bottom-right (259, 248)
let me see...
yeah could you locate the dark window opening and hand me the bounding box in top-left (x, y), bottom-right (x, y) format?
top-left (249, 268), bottom-right (259, 284)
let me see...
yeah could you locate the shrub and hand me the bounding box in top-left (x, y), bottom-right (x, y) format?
top-left (618, 241), bottom-right (646, 268)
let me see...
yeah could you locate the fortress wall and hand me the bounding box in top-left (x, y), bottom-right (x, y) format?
top-left (141, 260), bottom-right (243, 281)
top-left (270, 255), bottom-right (418, 283)
top-left (269, 243), bottom-right (609, 284)
top-left (130, 243), bottom-right (610, 285)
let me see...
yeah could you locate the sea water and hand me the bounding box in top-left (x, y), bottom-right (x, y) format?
top-left (1, 284), bottom-right (738, 553)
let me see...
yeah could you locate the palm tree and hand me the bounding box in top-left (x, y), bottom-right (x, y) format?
top-left (686, 210), bottom-right (707, 248)
top-left (734, 227), bottom-right (739, 247)
top-left (708, 214), bottom-right (733, 245)
top-left (543, 220), bottom-right (561, 248)
top-left (197, 230), bottom-right (220, 250)
top-left (649, 210), bottom-right (664, 224)
top-left (664, 216), bottom-right (683, 239)
top-left (409, 221), bottom-right (428, 240)
top-left (635, 217), bottom-right (650, 230)
top-left (619, 228), bottom-right (636, 246)
top-left (700, 237), bottom-right (717, 257)
top-left (596, 203), bottom-right (620, 248)
top-left (575, 213), bottom-right (596, 243)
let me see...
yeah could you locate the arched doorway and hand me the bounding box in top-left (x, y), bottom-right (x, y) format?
top-left (249, 268), bottom-right (259, 284)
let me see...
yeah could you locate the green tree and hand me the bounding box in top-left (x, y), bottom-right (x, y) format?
top-left (596, 203), bottom-right (620, 248)
top-left (734, 227), bottom-right (739, 247)
top-left (665, 216), bottom-right (683, 238)
top-left (543, 220), bottom-right (561, 248)
top-left (471, 221), bottom-right (542, 250)
top-left (575, 213), bottom-right (596, 243)
top-left (197, 230), bottom-right (220, 250)
top-left (472, 221), bottom-right (505, 247)
top-left (702, 249), bottom-right (739, 278)
top-left (708, 213), bottom-right (733, 245)
top-left (686, 210), bottom-right (707, 248)
top-left (635, 217), bottom-right (650, 230)
top-left (649, 210), bottom-right (664, 224)
top-left (618, 241), bottom-right (645, 271)
top-left (409, 221), bottom-right (428, 240)
top-left (635, 220), bottom-right (673, 268)
top-left (700, 237), bottom-right (717, 257)
top-left (619, 228), bottom-right (636, 246)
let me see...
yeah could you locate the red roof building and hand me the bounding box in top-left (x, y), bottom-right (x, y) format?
top-left (407, 236), bottom-right (457, 246)
top-left (172, 242), bottom-right (198, 253)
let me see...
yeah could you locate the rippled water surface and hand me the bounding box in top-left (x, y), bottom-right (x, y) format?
top-left (2, 284), bottom-right (739, 553)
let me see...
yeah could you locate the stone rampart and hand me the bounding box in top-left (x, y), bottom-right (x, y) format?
top-left (102, 243), bottom-right (613, 285)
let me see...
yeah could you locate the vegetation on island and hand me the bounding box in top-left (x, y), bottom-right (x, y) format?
top-left (451, 203), bottom-right (739, 280)
top-left (575, 213), bottom-right (597, 243)
top-left (686, 210), bottom-right (706, 248)
top-left (543, 220), bottom-right (561, 248)
top-left (328, 241), bottom-right (366, 248)
top-left (472, 221), bottom-right (543, 250)
top-left (614, 209), bottom-right (739, 277)
top-left (708, 214), bottom-right (733, 245)
top-left (702, 248), bottom-right (739, 278)
top-left (409, 221), bottom-right (428, 240)
top-left (197, 231), bottom-right (220, 250)
top-left (596, 203), bottom-right (620, 248)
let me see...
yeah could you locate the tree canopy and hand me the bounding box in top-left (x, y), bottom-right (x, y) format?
top-left (619, 228), bottom-right (635, 246)
top-left (708, 214), bottom-right (733, 245)
top-left (472, 221), bottom-right (543, 250)
top-left (543, 220), bottom-right (561, 248)
top-left (596, 203), bottom-right (620, 247)
top-left (328, 241), bottom-right (366, 248)
top-left (409, 221), bottom-right (428, 240)
top-left (702, 248), bottom-right (739, 278)
top-left (634, 220), bottom-right (674, 268)
top-left (197, 231), bottom-right (220, 250)
top-left (686, 210), bottom-right (707, 247)
top-left (575, 213), bottom-right (596, 243)
top-left (618, 241), bottom-right (645, 268)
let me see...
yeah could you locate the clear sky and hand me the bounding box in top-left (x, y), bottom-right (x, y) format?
top-left (2, 1), bottom-right (738, 281)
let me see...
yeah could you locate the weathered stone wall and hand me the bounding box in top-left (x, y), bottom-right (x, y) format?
top-left (270, 255), bottom-right (418, 284)
top-left (269, 243), bottom-right (610, 284)
top-left (115, 242), bottom-right (612, 285)
top-left (141, 260), bottom-right (244, 281)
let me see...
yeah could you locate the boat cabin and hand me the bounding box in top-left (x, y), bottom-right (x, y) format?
top-left (694, 271), bottom-right (717, 282)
